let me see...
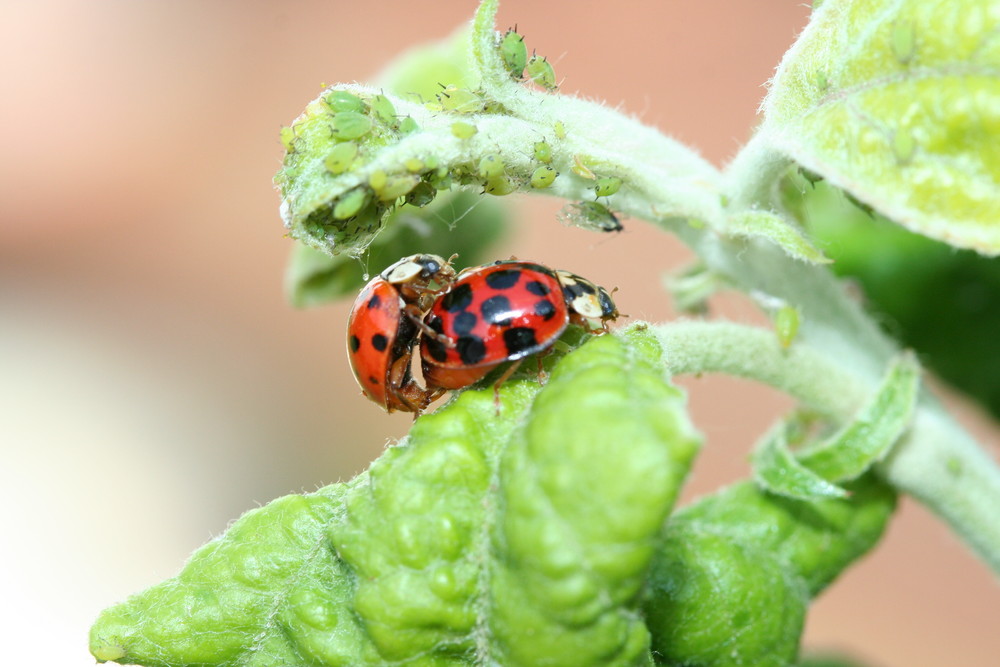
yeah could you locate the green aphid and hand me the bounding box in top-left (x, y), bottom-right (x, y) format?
top-left (594, 176), bottom-right (623, 198)
top-left (324, 142), bottom-right (359, 174)
top-left (526, 54), bottom-right (557, 90)
top-left (368, 169), bottom-right (388, 191)
top-left (376, 174), bottom-right (421, 201)
top-left (890, 21), bottom-right (916, 65)
top-left (370, 94), bottom-right (397, 127)
top-left (892, 130), bottom-right (916, 164)
top-left (333, 188), bottom-right (370, 219)
top-left (406, 182), bottom-right (437, 207)
top-left (484, 177), bottom-right (516, 196)
top-left (554, 120), bottom-right (567, 139)
top-left (436, 85), bottom-right (483, 114)
top-left (404, 157), bottom-right (424, 173)
top-left (399, 117), bottom-right (419, 134)
top-left (331, 111), bottom-right (372, 140)
top-left (325, 90), bottom-right (367, 114)
top-left (500, 28), bottom-right (527, 79)
top-left (279, 126), bottom-right (296, 152)
top-left (533, 141), bottom-right (552, 164)
top-left (478, 154), bottom-right (505, 181)
top-left (562, 201), bottom-right (623, 232)
top-left (774, 305), bottom-right (801, 349)
top-left (530, 166), bottom-right (558, 189)
top-left (451, 121), bottom-right (478, 139)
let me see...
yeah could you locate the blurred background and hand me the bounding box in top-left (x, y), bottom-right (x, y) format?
top-left (1, 1), bottom-right (997, 665)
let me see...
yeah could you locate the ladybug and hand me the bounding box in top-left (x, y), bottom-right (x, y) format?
top-left (420, 260), bottom-right (620, 390)
top-left (346, 254), bottom-right (457, 413)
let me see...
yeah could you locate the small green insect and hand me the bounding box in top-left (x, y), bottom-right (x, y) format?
top-left (530, 166), bottom-right (558, 189)
top-left (594, 176), bottom-right (623, 198)
top-left (324, 142), bottom-right (359, 174)
top-left (368, 169), bottom-right (388, 191)
top-left (375, 174), bottom-right (421, 201)
top-left (451, 121), bottom-right (478, 139)
top-left (484, 177), bottom-right (516, 196)
top-left (892, 130), bottom-right (916, 164)
top-left (404, 157), bottom-right (425, 173)
top-left (279, 126), bottom-right (296, 152)
top-left (559, 201), bottom-right (623, 233)
top-left (526, 54), bottom-right (557, 90)
top-left (436, 85), bottom-right (483, 114)
top-left (406, 181), bottom-right (437, 207)
top-left (325, 90), bottom-right (367, 114)
top-left (399, 117), bottom-right (419, 134)
top-left (890, 20), bottom-right (916, 65)
top-left (774, 305), bottom-right (801, 349)
top-left (500, 28), bottom-right (528, 79)
top-left (370, 94), bottom-right (397, 127)
top-left (554, 120), bottom-right (567, 139)
top-left (331, 111), bottom-right (372, 140)
top-left (333, 188), bottom-right (370, 219)
top-left (533, 140), bottom-right (552, 164)
top-left (478, 154), bottom-right (506, 181)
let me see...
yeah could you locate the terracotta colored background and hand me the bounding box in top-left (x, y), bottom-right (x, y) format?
top-left (2, 1), bottom-right (997, 665)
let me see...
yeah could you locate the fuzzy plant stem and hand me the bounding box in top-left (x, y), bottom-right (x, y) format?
top-left (651, 320), bottom-right (1000, 576)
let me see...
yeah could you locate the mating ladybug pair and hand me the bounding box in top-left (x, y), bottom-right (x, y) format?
top-left (347, 254), bottom-right (620, 414)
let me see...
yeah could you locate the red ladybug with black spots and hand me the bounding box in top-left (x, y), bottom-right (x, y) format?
top-left (420, 260), bottom-right (620, 391)
top-left (346, 254), bottom-right (456, 413)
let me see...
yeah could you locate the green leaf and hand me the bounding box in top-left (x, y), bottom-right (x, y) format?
top-left (762, 0), bottom-right (1000, 254)
top-left (797, 351), bottom-right (920, 480)
top-left (90, 330), bottom-right (701, 666)
top-left (285, 190), bottom-right (507, 307)
top-left (726, 209), bottom-right (831, 265)
top-left (752, 352), bottom-right (920, 500)
top-left (644, 477), bottom-right (896, 666)
top-left (753, 422), bottom-right (850, 501)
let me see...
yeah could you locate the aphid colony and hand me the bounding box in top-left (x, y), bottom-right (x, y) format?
top-left (347, 254), bottom-right (620, 413)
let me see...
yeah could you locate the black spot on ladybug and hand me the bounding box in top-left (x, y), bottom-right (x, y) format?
top-left (371, 333), bottom-right (388, 351)
top-left (453, 311), bottom-right (478, 336)
top-left (349, 335), bottom-right (361, 353)
top-left (533, 299), bottom-right (557, 320)
top-left (367, 294), bottom-right (382, 309)
top-left (526, 280), bottom-right (550, 296)
top-left (457, 335), bottom-right (487, 365)
top-left (480, 295), bottom-right (513, 326)
top-left (504, 327), bottom-right (538, 356)
top-left (441, 284), bottom-right (473, 312)
top-left (424, 316), bottom-right (448, 362)
top-left (368, 376), bottom-right (379, 385)
top-left (485, 269), bottom-right (521, 289)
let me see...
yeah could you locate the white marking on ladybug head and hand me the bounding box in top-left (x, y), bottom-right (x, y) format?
top-left (382, 257), bottom-right (424, 284)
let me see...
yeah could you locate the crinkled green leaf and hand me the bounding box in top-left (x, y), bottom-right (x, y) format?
top-left (285, 191), bottom-right (506, 307)
top-left (752, 352), bottom-right (920, 500)
top-left (644, 477), bottom-right (896, 666)
top-left (726, 210), bottom-right (831, 265)
top-left (763, 0), bottom-right (1000, 254)
top-left (797, 351), bottom-right (920, 480)
top-left (90, 329), bottom-right (701, 666)
top-left (753, 422), bottom-right (849, 501)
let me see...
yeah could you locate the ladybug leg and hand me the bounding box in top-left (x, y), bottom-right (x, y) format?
top-left (535, 352), bottom-right (549, 385)
top-left (402, 304), bottom-right (456, 348)
top-left (491, 359), bottom-right (523, 415)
